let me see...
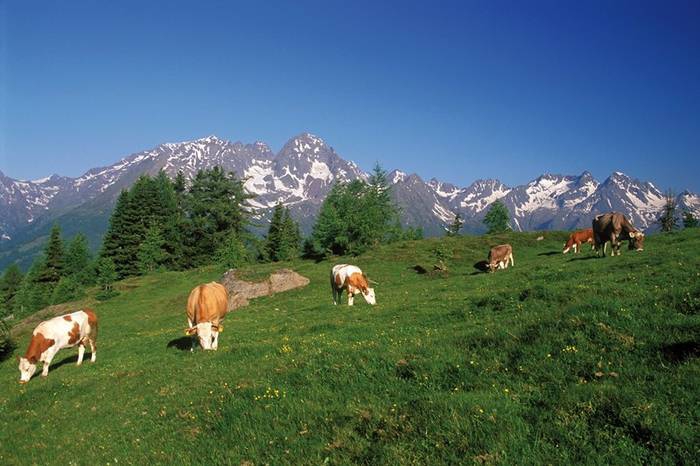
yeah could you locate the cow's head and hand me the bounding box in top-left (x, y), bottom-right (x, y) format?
top-left (18, 357), bottom-right (37, 384)
top-left (362, 287), bottom-right (376, 305)
top-left (562, 242), bottom-right (571, 254)
top-left (185, 322), bottom-right (218, 350)
top-left (628, 231), bottom-right (645, 251)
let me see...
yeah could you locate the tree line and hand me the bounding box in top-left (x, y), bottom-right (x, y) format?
top-left (1, 164), bottom-right (422, 321)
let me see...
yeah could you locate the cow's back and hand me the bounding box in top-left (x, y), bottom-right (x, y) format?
top-left (187, 282), bottom-right (228, 324)
top-left (489, 244), bottom-right (512, 261)
top-left (332, 264), bottom-right (363, 289)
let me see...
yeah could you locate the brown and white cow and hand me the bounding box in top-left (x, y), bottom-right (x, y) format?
top-left (562, 228), bottom-right (595, 254)
top-left (488, 244), bottom-right (514, 272)
top-left (592, 212), bottom-right (645, 257)
top-left (185, 282), bottom-right (228, 351)
top-left (18, 309), bottom-right (98, 383)
top-left (331, 264), bottom-right (376, 306)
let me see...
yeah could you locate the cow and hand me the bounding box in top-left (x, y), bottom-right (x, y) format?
top-left (488, 244), bottom-right (514, 272)
top-left (592, 212), bottom-right (645, 257)
top-left (185, 282), bottom-right (228, 351)
top-left (18, 309), bottom-right (98, 384)
top-left (331, 264), bottom-right (376, 306)
top-left (562, 228), bottom-right (595, 254)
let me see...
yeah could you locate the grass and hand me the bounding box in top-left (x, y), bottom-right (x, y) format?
top-left (0, 230), bottom-right (698, 465)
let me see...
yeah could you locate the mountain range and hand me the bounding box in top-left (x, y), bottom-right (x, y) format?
top-left (1, 133), bottom-right (699, 269)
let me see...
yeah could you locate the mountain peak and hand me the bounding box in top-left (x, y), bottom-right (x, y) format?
top-left (193, 134), bottom-right (225, 144)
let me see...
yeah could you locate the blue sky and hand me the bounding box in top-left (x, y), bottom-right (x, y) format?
top-left (1, 0), bottom-right (699, 191)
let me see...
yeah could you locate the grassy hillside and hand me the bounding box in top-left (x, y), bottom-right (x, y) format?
top-left (1, 230), bottom-right (698, 465)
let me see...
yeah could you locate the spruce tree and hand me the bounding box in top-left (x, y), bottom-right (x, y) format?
top-left (96, 257), bottom-right (118, 298)
top-left (0, 264), bottom-right (23, 317)
top-left (447, 213), bottom-right (463, 236)
top-left (483, 201), bottom-right (511, 234)
top-left (154, 171), bottom-right (184, 269)
top-left (65, 233), bottom-right (94, 285)
top-left (37, 224), bottom-right (65, 284)
top-left (658, 190), bottom-right (678, 232)
top-left (137, 225), bottom-right (166, 274)
top-left (366, 163), bottom-right (400, 244)
top-left (308, 182), bottom-right (353, 257)
top-left (216, 231), bottom-right (249, 269)
top-left (264, 203), bottom-right (301, 262)
top-left (279, 208), bottom-right (301, 260)
top-left (683, 211), bottom-right (698, 228)
top-left (51, 276), bottom-right (84, 305)
top-left (186, 167), bottom-right (253, 265)
top-left (101, 190), bottom-right (135, 278)
top-left (265, 203), bottom-right (285, 261)
top-left (13, 258), bottom-right (50, 317)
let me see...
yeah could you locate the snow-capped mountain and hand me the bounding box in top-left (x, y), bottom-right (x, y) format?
top-left (0, 133), bottom-right (363, 243)
top-left (1, 132), bottom-right (699, 268)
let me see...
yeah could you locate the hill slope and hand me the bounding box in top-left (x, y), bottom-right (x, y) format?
top-left (1, 231), bottom-right (698, 464)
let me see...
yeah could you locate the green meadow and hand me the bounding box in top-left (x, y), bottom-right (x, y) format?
top-left (0, 230), bottom-right (698, 465)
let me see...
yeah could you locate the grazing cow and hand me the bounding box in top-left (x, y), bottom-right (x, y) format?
top-left (592, 212), bottom-right (645, 257)
top-left (186, 282), bottom-right (228, 351)
top-left (488, 244), bottom-right (514, 272)
top-left (562, 228), bottom-right (595, 254)
top-left (331, 264), bottom-right (376, 306)
top-left (18, 309), bottom-right (98, 383)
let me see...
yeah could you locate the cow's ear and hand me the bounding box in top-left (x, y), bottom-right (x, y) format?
top-left (185, 327), bottom-right (197, 336)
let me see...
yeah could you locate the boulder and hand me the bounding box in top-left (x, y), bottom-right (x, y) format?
top-left (220, 268), bottom-right (310, 311)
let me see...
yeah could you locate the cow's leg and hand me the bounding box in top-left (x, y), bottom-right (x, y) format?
top-left (610, 233), bottom-right (619, 256)
top-left (188, 318), bottom-right (196, 352)
top-left (330, 275), bottom-right (337, 305)
top-left (348, 291), bottom-right (354, 306)
top-left (212, 330), bottom-right (219, 350)
top-left (77, 343), bottom-right (85, 365)
top-left (510, 253), bottom-right (514, 267)
top-left (88, 338), bottom-right (97, 363)
top-left (333, 287), bottom-right (339, 305)
top-left (41, 347), bottom-right (59, 377)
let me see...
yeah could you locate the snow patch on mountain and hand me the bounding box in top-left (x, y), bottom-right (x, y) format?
top-left (2, 133), bottom-right (700, 246)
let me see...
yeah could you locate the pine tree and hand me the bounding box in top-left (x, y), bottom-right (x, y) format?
top-left (216, 231), bottom-right (249, 269)
top-left (265, 203), bottom-right (285, 261)
top-left (483, 201), bottom-right (511, 234)
top-left (101, 190), bottom-right (136, 278)
top-left (365, 163), bottom-right (401, 244)
top-left (0, 264), bottom-right (23, 317)
top-left (658, 190), bottom-right (678, 232)
top-left (96, 257), bottom-right (118, 298)
top-left (137, 225), bottom-right (166, 274)
top-left (186, 167), bottom-right (254, 265)
top-left (65, 233), bottom-right (94, 285)
top-left (447, 213), bottom-right (463, 236)
top-left (51, 276), bottom-right (84, 305)
top-left (279, 209), bottom-right (301, 260)
top-left (307, 173), bottom-right (404, 258)
top-left (307, 182), bottom-right (354, 257)
top-left (37, 224), bottom-right (65, 284)
top-left (13, 258), bottom-right (51, 317)
top-left (155, 171), bottom-right (185, 269)
top-left (683, 211), bottom-right (698, 228)
top-left (264, 204), bottom-right (301, 262)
